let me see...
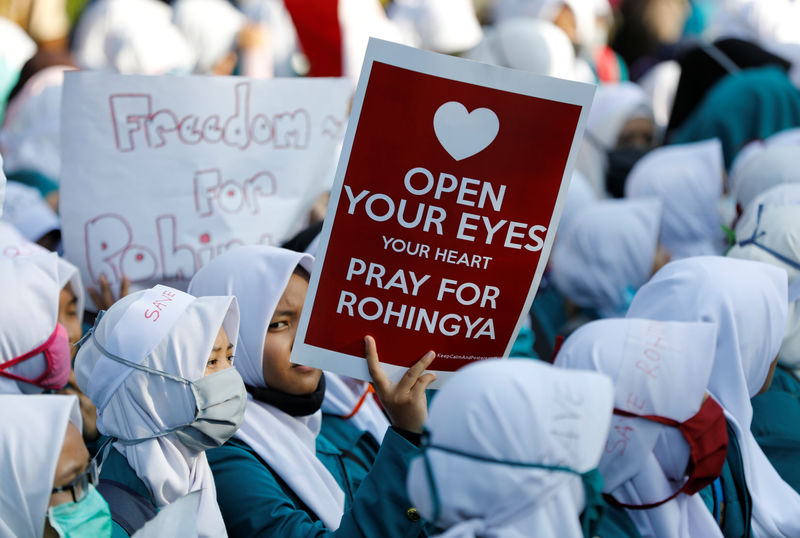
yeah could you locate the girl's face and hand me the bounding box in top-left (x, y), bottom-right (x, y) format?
top-left (59, 284), bottom-right (82, 360)
top-left (205, 327), bottom-right (234, 376)
top-left (261, 273), bottom-right (322, 395)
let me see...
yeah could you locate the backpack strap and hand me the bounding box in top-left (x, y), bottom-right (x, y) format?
top-left (96, 479), bottom-right (158, 535)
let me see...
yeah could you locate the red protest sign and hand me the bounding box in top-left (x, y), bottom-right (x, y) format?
top-left (293, 39), bottom-right (595, 386)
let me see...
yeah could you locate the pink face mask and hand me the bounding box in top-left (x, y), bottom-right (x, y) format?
top-left (0, 323), bottom-right (72, 390)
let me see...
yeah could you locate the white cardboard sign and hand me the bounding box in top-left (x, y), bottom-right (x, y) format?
top-left (60, 72), bottom-right (350, 299)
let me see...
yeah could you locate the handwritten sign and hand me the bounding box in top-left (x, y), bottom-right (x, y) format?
top-left (60, 72), bottom-right (350, 301)
top-left (292, 39), bottom-right (595, 386)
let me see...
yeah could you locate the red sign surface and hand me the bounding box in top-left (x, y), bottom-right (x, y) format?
top-left (294, 40), bottom-right (594, 384)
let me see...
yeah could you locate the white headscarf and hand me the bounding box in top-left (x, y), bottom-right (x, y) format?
top-left (386, 0), bottom-right (482, 54)
top-left (0, 222), bottom-right (85, 324)
top-left (74, 286), bottom-right (239, 538)
top-left (72, 0), bottom-right (195, 75)
top-left (1, 181), bottom-right (59, 242)
top-left (0, 17), bottom-right (36, 84)
top-left (172, 0), bottom-right (246, 74)
top-left (728, 184), bottom-right (800, 373)
top-left (550, 198), bottom-right (662, 317)
top-left (0, 253), bottom-right (62, 395)
top-left (638, 61), bottom-right (681, 133)
top-left (0, 153), bottom-right (4, 218)
top-left (407, 359), bottom-right (613, 538)
top-left (1, 66), bottom-right (70, 182)
top-left (625, 138), bottom-right (726, 259)
top-left (727, 128), bottom-right (800, 194)
top-left (464, 19), bottom-right (576, 80)
top-left (709, 0), bottom-right (800, 45)
top-left (626, 256), bottom-right (800, 537)
top-left (188, 245), bottom-right (346, 529)
top-left (556, 318), bottom-right (723, 538)
top-left (558, 169), bottom-right (598, 237)
top-left (0, 394), bottom-right (82, 538)
top-left (576, 82), bottom-right (654, 195)
top-left (732, 145), bottom-right (800, 211)
top-left (492, 0), bottom-right (596, 48)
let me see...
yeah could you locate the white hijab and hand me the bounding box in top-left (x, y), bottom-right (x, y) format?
top-left (576, 82), bottom-right (654, 195)
top-left (172, 0), bottom-right (246, 74)
top-left (626, 256), bottom-right (800, 537)
top-left (322, 371), bottom-right (389, 443)
top-left (465, 19), bottom-right (577, 80)
top-left (556, 318), bottom-right (723, 538)
top-left (1, 181), bottom-right (59, 243)
top-left (625, 138), bottom-right (727, 259)
top-left (75, 286), bottom-right (240, 538)
top-left (407, 359), bottom-right (614, 538)
top-left (728, 184), bottom-right (800, 373)
top-left (188, 245), bottom-right (346, 529)
top-left (0, 253), bottom-right (62, 395)
top-left (550, 198), bottom-right (662, 317)
top-left (386, 0), bottom-right (482, 54)
top-left (0, 394), bottom-right (82, 538)
top-left (557, 169), bottom-right (598, 238)
top-left (1, 66), bottom-right (70, 183)
top-left (638, 61), bottom-right (681, 133)
top-left (72, 0), bottom-right (195, 75)
top-left (732, 145), bottom-right (800, 211)
top-left (0, 222), bottom-right (85, 324)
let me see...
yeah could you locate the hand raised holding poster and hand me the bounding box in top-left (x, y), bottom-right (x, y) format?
top-left (292, 39), bottom-right (595, 387)
top-left (60, 73), bottom-right (350, 305)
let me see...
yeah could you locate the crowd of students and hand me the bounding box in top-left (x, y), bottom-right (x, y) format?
top-left (2, 0), bottom-right (800, 537)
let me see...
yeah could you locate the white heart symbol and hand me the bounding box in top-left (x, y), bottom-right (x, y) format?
top-left (433, 101), bottom-right (500, 161)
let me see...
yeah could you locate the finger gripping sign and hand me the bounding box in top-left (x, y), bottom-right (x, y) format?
top-left (292, 39), bottom-right (595, 387)
top-left (60, 72), bottom-right (350, 305)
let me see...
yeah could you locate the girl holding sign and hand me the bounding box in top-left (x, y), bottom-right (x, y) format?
top-left (74, 285), bottom-right (246, 537)
top-left (188, 245), bottom-right (434, 537)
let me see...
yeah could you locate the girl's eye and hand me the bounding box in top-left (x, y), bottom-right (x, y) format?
top-left (269, 321), bottom-right (288, 330)
top-left (207, 358), bottom-right (218, 367)
top-left (226, 355), bottom-right (234, 363)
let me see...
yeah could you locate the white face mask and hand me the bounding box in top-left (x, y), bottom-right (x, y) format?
top-left (84, 313), bottom-right (247, 451)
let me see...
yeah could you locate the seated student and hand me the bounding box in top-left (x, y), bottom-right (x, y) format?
top-left (405, 358), bottom-right (615, 537)
top-left (0, 254), bottom-right (71, 394)
top-left (550, 198), bottom-right (670, 319)
top-left (187, 245), bottom-right (434, 537)
top-left (74, 285), bottom-right (246, 537)
top-left (0, 394), bottom-right (112, 537)
top-left (281, 224), bottom-right (391, 455)
top-left (557, 318), bottom-right (727, 538)
top-left (627, 256), bottom-right (800, 537)
top-left (0, 223), bottom-right (99, 442)
top-left (725, 189), bottom-right (800, 492)
top-left (625, 138), bottom-right (728, 259)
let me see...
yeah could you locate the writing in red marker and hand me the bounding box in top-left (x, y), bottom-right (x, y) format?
top-left (144, 288), bottom-right (178, 322)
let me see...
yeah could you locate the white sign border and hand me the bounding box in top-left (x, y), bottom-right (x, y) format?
top-left (291, 38), bottom-right (596, 389)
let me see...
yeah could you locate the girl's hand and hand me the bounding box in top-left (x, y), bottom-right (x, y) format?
top-left (364, 335), bottom-right (436, 434)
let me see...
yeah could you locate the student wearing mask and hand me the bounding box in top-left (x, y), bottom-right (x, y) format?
top-left (0, 394), bottom-right (112, 538)
top-left (575, 82), bottom-right (656, 197)
top-left (627, 256), bottom-right (800, 536)
top-left (74, 285), bottom-right (246, 537)
top-left (557, 318), bottom-right (727, 538)
top-left (406, 358), bottom-right (615, 537)
top-left (188, 245), bottom-right (433, 537)
top-left (0, 254), bottom-right (72, 394)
